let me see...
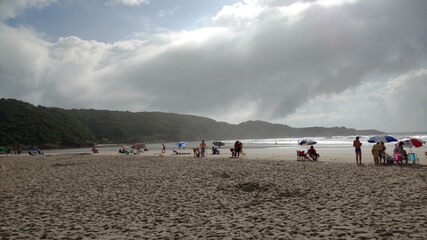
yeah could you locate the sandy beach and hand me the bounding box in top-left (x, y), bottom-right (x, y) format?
top-left (1, 151), bottom-right (426, 239)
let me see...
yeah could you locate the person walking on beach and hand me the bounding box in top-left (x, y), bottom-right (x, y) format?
top-left (353, 136), bottom-right (362, 165)
top-left (161, 144), bottom-right (166, 153)
top-left (200, 140), bottom-right (207, 157)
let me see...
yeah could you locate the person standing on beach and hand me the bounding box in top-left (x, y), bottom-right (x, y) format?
top-left (353, 136), bottom-right (362, 165)
top-left (200, 140), bottom-right (207, 157)
top-left (379, 142), bottom-right (386, 164)
top-left (161, 144), bottom-right (166, 153)
top-left (235, 141), bottom-right (243, 158)
top-left (371, 142), bottom-right (382, 165)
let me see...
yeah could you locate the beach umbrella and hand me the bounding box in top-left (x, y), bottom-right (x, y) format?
top-left (367, 135), bottom-right (397, 143)
top-left (298, 139), bottom-right (317, 146)
top-left (398, 137), bottom-right (424, 153)
top-left (120, 145), bottom-right (128, 149)
top-left (212, 141), bottom-right (225, 148)
top-left (131, 143), bottom-right (145, 150)
top-left (177, 141), bottom-right (188, 149)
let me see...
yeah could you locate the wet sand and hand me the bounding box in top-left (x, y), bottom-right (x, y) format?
top-left (1, 152), bottom-right (426, 239)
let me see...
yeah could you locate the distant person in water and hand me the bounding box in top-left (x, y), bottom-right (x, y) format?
top-left (353, 136), bottom-right (362, 165)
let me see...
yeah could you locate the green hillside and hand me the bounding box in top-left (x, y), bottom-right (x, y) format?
top-left (0, 98), bottom-right (383, 148)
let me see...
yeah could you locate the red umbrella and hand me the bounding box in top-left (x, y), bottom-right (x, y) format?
top-left (399, 137), bottom-right (424, 153)
top-left (131, 143), bottom-right (145, 150)
top-left (399, 137), bottom-right (423, 148)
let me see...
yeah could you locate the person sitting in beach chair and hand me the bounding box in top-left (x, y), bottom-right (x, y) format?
top-left (307, 146), bottom-right (319, 161)
top-left (212, 146), bottom-right (220, 155)
top-left (297, 150), bottom-right (308, 160)
top-left (401, 149), bottom-right (408, 164)
top-left (28, 147), bottom-right (43, 155)
top-left (393, 142), bottom-right (404, 164)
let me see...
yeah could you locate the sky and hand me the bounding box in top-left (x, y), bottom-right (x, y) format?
top-left (0, 0), bottom-right (426, 133)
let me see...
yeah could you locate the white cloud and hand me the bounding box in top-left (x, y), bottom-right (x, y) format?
top-left (213, 0), bottom-right (264, 28)
top-left (106, 0), bottom-right (149, 6)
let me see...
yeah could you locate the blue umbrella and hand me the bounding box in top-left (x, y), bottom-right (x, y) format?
top-left (367, 135), bottom-right (397, 143)
top-left (177, 141), bottom-right (188, 149)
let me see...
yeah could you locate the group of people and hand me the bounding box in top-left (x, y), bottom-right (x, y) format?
top-left (28, 147), bottom-right (43, 155)
top-left (297, 146), bottom-right (319, 161)
top-left (230, 141), bottom-right (243, 158)
top-left (371, 141), bottom-right (409, 165)
top-left (118, 147), bottom-right (148, 155)
top-left (392, 141), bottom-right (408, 164)
top-left (172, 140), bottom-right (242, 158)
top-left (353, 136), bottom-right (410, 166)
top-left (191, 140), bottom-right (208, 157)
top-left (193, 140), bottom-right (223, 157)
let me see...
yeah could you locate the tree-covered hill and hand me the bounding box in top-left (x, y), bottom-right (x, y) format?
top-left (0, 98), bottom-right (383, 148)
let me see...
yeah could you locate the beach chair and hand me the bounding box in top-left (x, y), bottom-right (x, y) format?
top-left (408, 153), bottom-right (419, 164)
top-left (297, 150), bottom-right (308, 161)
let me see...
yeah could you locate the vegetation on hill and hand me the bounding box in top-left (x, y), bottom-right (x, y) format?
top-left (0, 98), bottom-right (383, 148)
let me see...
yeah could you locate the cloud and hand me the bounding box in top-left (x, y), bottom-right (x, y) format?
top-left (0, 0), bottom-right (426, 132)
top-left (212, 0), bottom-right (264, 28)
top-left (282, 68), bottom-right (427, 132)
top-left (0, 0), bottom-right (56, 20)
top-left (106, 0), bottom-right (150, 6)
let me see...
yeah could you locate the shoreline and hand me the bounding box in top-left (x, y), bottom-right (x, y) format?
top-left (33, 144), bottom-right (427, 165)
